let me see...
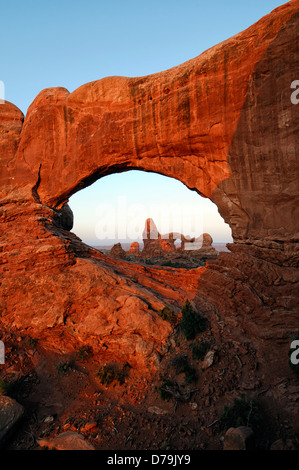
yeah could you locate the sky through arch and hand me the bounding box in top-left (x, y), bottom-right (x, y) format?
top-left (68, 170), bottom-right (233, 247)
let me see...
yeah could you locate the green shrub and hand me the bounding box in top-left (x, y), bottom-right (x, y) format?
top-left (171, 355), bottom-right (189, 374)
top-left (158, 378), bottom-right (176, 401)
top-left (0, 377), bottom-right (20, 397)
top-left (170, 355), bottom-right (197, 384)
top-left (0, 378), bottom-right (13, 396)
top-left (219, 394), bottom-right (259, 431)
top-left (191, 340), bottom-right (210, 360)
top-left (96, 364), bottom-right (115, 386)
top-left (77, 345), bottom-right (93, 361)
top-left (157, 306), bottom-right (178, 325)
top-left (160, 261), bottom-right (186, 268)
top-left (288, 332), bottom-right (299, 375)
top-left (95, 363), bottom-right (131, 386)
top-left (25, 337), bottom-right (38, 347)
top-left (180, 300), bottom-right (207, 340)
top-left (184, 365), bottom-right (197, 384)
top-left (55, 359), bottom-right (74, 375)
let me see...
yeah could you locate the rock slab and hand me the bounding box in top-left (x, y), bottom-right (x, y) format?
top-left (37, 431), bottom-right (95, 450)
top-left (223, 426), bottom-right (254, 450)
top-left (0, 396), bottom-right (24, 449)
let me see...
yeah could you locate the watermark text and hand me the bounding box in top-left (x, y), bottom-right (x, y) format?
top-left (94, 197), bottom-right (204, 250)
top-left (0, 81), bottom-right (5, 104)
top-left (290, 339), bottom-right (299, 365)
top-left (0, 341), bottom-right (5, 364)
top-left (290, 80), bottom-right (299, 104)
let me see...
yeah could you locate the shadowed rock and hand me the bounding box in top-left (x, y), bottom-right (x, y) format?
top-left (129, 241), bottom-right (141, 256)
top-left (109, 242), bottom-right (127, 260)
top-left (0, 397), bottom-right (24, 449)
top-left (38, 431), bottom-right (95, 450)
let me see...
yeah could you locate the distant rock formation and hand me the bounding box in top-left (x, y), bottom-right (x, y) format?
top-left (109, 242), bottom-right (126, 260)
top-left (184, 233), bottom-right (217, 256)
top-left (109, 218), bottom-right (218, 267)
top-left (142, 218), bottom-right (169, 258)
top-left (141, 218), bottom-right (218, 260)
top-left (129, 241), bottom-right (141, 256)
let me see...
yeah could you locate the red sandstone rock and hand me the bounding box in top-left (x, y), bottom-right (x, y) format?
top-left (0, 101), bottom-right (24, 202)
top-left (190, 233), bottom-right (218, 258)
top-left (142, 218), bottom-right (166, 258)
top-left (2, 1), bottom-right (297, 244)
top-left (109, 242), bottom-right (127, 260)
top-left (0, 2), bottom-right (298, 375)
top-left (140, 218), bottom-right (217, 263)
top-left (129, 241), bottom-right (141, 256)
top-left (223, 427), bottom-right (254, 450)
top-left (0, 396), bottom-right (24, 449)
top-left (37, 431), bottom-right (95, 450)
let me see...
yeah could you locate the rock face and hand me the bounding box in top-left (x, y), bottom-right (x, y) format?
top-left (109, 242), bottom-right (127, 260)
top-left (142, 218), bottom-right (175, 258)
top-left (37, 431), bottom-right (95, 450)
top-left (223, 427), bottom-right (254, 450)
top-left (182, 233), bottom-right (217, 257)
top-left (0, 396), bottom-right (24, 449)
top-left (2, 2), bottom-right (299, 244)
top-left (128, 241), bottom-right (141, 256)
top-left (140, 218), bottom-right (217, 264)
top-left (110, 218), bottom-right (217, 265)
top-left (0, 2), bottom-right (298, 375)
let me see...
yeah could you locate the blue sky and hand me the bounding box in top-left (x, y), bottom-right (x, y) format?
top-left (1, 0), bottom-right (285, 246)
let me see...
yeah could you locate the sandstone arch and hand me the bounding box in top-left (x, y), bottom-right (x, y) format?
top-left (3, 1), bottom-right (298, 245)
top-left (0, 2), bottom-right (298, 373)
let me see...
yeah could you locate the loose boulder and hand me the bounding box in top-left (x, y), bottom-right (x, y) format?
top-left (0, 396), bottom-right (24, 449)
top-left (37, 431), bottom-right (95, 450)
top-left (223, 426), bottom-right (254, 450)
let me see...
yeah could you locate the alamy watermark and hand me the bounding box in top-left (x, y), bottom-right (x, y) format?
top-left (290, 80), bottom-right (299, 105)
top-left (0, 81), bottom-right (5, 104)
top-left (94, 196), bottom-right (204, 249)
top-left (0, 340), bottom-right (5, 364)
top-left (290, 340), bottom-right (299, 366)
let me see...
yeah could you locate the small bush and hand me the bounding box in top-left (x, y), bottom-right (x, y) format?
top-left (77, 345), bottom-right (93, 361)
top-left (95, 363), bottom-right (131, 386)
top-left (191, 340), bottom-right (210, 360)
top-left (184, 365), bottom-right (197, 384)
top-left (170, 355), bottom-right (197, 384)
top-left (157, 306), bottom-right (178, 325)
top-left (55, 359), bottom-right (74, 375)
top-left (288, 332), bottom-right (299, 375)
top-left (180, 300), bottom-right (207, 340)
top-left (0, 378), bottom-right (13, 396)
top-left (0, 377), bottom-right (20, 397)
top-left (160, 261), bottom-right (186, 268)
top-left (219, 394), bottom-right (259, 431)
top-left (171, 355), bottom-right (189, 374)
top-left (96, 364), bottom-right (115, 386)
top-left (158, 378), bottom-right (176, 401)
top-left (25, 337), bottom-right (38, 347)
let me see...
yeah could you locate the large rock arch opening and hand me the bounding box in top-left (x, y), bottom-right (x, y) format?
top-left (68, 169), bottom-right (233, 251)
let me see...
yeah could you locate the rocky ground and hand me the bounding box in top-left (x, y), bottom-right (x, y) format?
top-left (1, 310), bottom-right (298, 451)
